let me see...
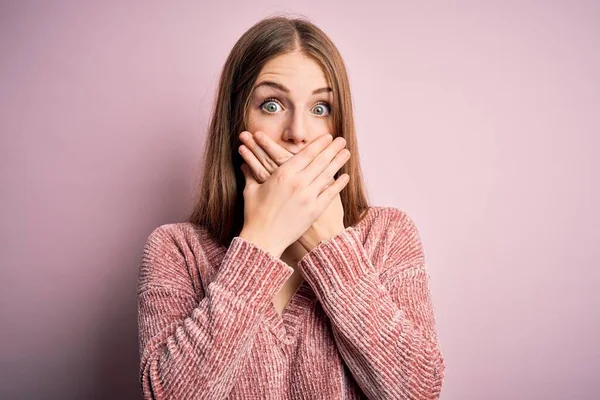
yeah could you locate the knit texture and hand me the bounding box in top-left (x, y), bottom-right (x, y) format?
top-left (137, 206), bottom-right (445, 399)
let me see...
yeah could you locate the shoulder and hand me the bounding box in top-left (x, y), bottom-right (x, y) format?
top-left (143, 221), bottom-right (221, 248)
top-left (142, 222), bottom-right (202, 255)
top-left (140, 222), bottom-right (220, 272)
top-left (139, 222), bottom-right (220, 292)
top-left (144, 221), bottom-right (201, 243)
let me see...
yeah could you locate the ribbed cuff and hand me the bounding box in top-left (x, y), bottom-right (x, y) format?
top-left (297, 227), bottom-right (377, 300)
top-left (213, 236), bottom-right (294, 307)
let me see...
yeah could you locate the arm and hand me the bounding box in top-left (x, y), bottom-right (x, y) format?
top-left (137, 225), bottom-right (294, 400)
top-left (297, 210), bottom-right (445, 399)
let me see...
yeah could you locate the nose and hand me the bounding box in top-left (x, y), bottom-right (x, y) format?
top-left (281, 110), bottom-right (310, 144)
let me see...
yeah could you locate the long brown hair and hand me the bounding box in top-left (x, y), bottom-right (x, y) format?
top-left (187, 15), bottom-right (371, 247)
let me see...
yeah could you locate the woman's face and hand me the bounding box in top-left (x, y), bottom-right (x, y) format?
top-left (245, 51), bottom-right (334, 155)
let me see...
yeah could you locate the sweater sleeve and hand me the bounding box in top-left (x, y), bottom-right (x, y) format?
top-left (297, 209), bottom-right (445, 400)
top-left (137, 225), bottom-right (294, 400)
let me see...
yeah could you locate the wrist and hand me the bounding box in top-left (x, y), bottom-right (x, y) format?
top-left (239, 228), bottom-right (284, 258)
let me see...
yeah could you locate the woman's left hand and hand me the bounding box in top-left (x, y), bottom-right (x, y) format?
top-left (238, 130), bottom-right (347, 252)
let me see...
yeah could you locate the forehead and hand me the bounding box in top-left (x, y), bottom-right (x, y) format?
top-left (256, 52), bottom-right (329, 87)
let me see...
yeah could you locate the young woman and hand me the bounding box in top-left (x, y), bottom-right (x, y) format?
top-left (137, 16), bottom-right (445, 400)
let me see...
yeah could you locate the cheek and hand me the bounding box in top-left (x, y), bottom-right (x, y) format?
top-left (246, 109), bottom-right (285, 135)
top-left (313, 117), bottom-right (334, 138)
top-left (325, 118), bottom-right (335, 134)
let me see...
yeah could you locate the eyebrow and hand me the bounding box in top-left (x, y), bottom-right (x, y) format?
top-left (253, 80), bottom-right (332, 95)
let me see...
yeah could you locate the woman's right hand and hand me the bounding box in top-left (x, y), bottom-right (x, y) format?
top-left (238, 133), bottom-right (350, 258)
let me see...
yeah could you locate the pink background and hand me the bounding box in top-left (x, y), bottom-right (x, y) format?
top-left (1, 1), bottom-right (598, 399)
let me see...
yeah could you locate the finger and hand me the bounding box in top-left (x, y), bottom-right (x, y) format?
top-left (253, 131), bottom-right (294, 165)
top-left (239, 130), bottom-right (279, 174)
top-left (302, 136), bottom-right (347, 184)
top-left (239, 144), bottom-right (270, 183)
top-left (316, 173), bottom-right (350, 211)
top-left (281, 133), bottom-right (334, 173)
top-left (311, 148), bottom-right (351, 194)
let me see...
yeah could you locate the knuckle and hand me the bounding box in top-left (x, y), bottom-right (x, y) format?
top-left (265, 157), bottom-right (279, 170)
top-left (289, 176), bottom-right (303, 190)
top-left (258, 171), bottom-right (269, 182)
top-left (299, 191), bottom-right (312, 206)
top-left (274, 169), bottom-right (288, 182)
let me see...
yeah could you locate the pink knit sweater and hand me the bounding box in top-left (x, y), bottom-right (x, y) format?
top-left (137, 206), bottom-right (445, 399)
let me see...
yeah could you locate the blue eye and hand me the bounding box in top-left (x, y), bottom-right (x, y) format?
top-left (259, 98), bottom-right (283, 114)
top-left (312, 102), bottom-right (331, 116)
